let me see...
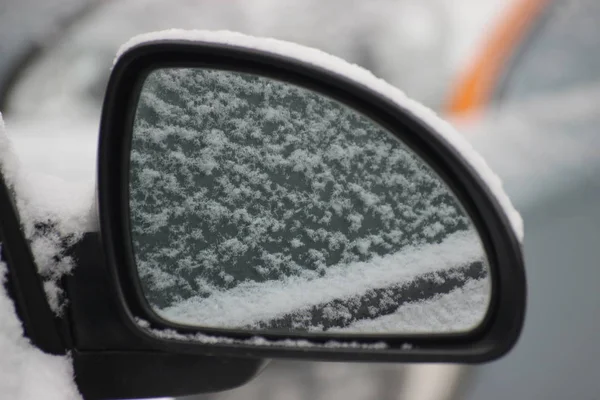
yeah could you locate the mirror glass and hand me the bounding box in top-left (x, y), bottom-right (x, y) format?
top-left (129, 68), bottom-right (491, 335)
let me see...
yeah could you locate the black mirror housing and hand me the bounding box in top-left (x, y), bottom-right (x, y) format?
top-left (97, 31), bottom-right (526, 365)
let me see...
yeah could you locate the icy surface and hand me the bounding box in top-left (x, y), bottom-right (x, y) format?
top-left (117, 29), bottom-right (523, 242)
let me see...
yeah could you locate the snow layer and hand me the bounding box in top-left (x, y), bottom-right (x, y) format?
top-left (0, 258), bottom-right (81, 400)
top-left (116, 30), bottom-right (523, 241)
top-left (0, 130), bottom-right (82, 399)
top-left (0, 115), bottom-right (95, 313)
top-left (157, 230), bottom-right (486, 330)
top-left (0, 258), bottom-right (81, 399)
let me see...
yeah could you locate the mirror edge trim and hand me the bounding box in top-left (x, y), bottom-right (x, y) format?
top-left (98, 39), bottom-right (526, 364)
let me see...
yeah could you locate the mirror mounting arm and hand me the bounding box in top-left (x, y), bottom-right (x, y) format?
top-left (64, 232), bottom-right (267, 399)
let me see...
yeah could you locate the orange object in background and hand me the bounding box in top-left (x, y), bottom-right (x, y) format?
top-left (445, 0), bottom-right (550, 116)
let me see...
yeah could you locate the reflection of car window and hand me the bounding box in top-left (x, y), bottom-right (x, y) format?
top-left (130, 69), bottom-right (480, 311)
top-left (499, 0), bottom-right (600, 104)
top-left (129, 68), bottom-right (488, 332)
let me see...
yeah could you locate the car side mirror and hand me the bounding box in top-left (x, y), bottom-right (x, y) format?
top-left (97, 30), bottom-right (526, 364)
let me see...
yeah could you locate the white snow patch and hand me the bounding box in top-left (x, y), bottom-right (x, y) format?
top-left (0, 248), bottom-right (82, 399)
top-left (156, 230), bottom-right (486, 330)
top-left (0, 114), bottom-right (95, 313)
top-left (115, 29), bottom-right (523, 241)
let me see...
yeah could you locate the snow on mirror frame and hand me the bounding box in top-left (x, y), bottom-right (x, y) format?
top-left (128, 67), bottom-right (491, 336)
